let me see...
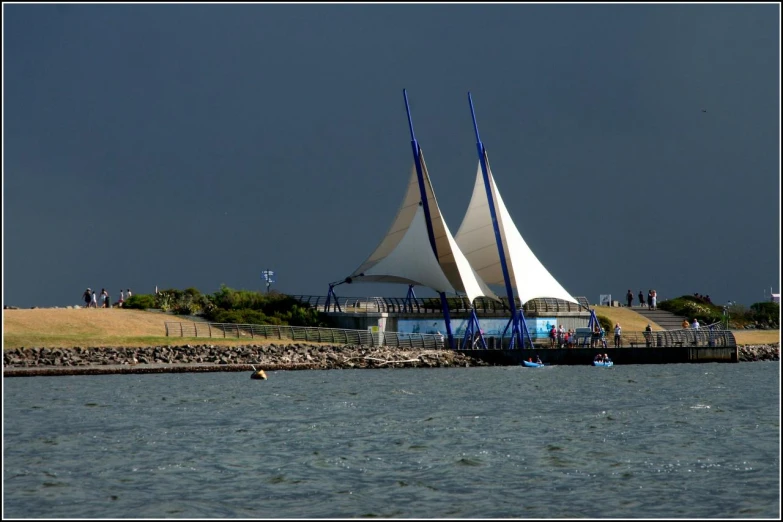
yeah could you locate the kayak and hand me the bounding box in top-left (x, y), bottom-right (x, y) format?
top-left (522, 360), bottom-right (545, 368)
top-left (593, 360), bottom-right (613, 367)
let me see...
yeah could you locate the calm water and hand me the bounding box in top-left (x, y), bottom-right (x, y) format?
top-left (3, 363), bottom-right (780, 519)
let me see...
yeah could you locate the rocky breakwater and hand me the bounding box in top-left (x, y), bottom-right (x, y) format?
top-left (3, 343), bottom-right (490, 376)
top-left (737, 343), bottom-right (780, 362)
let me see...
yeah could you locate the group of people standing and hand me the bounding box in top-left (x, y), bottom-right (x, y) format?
top-left (692, 293), bottom-right (712, 304)
top-left (682, 318), bottom-right (700, 330)
top-left (548, 324), bottom-right (582, 348)
top-left (590, 324), bottom-right (608, 349)
top-left (626, 289), bottom-right (657, 309)
top-left (82, 288), bottom-right (132, 308)
top-left (548, 324), bottom-right (624, 349)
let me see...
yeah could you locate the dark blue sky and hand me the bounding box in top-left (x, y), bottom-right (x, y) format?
top-left (3, 3), bottom-right (780, 309)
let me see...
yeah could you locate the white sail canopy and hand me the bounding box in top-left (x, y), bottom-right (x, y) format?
top-left (348, 150), bottom-right (498, 305)
top-left (455, 157), bottom-right (578, 305)
top-left (357, 204), bottom-right (457, 292)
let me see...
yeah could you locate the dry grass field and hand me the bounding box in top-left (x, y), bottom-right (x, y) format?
top-left (732, 330), bottom-right (781, 346)
top-left (2, 309), bottom-right (275, 349)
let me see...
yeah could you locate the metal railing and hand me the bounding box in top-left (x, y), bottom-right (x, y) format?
top-left (165, 321), bottom-right (447, 350)
top-left (586, 324), bottom-right (736, 349)
top-left (290, 295), bottom-right (591, 314)
top-left (165, 321), bottom-right (735, 350)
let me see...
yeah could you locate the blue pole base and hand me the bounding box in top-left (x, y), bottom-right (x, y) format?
top-left (460, 309), bottom-right (486, 350)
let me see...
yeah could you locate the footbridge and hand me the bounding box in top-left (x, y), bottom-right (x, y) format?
top-left (292, 295), bottom-right (593, 336)
top-left (292, 295), bottom-right (591, 315)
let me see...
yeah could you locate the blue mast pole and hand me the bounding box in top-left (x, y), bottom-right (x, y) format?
top-left (403, 89), bottom-right (454, 349)
top-left (468, 92), bottom-right (524, 349)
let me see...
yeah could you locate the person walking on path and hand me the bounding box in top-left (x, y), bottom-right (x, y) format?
top-left (118, 290), bottom-right (125, 308)
top-left (650, 290), bottom-right (657, 310)
top-left (100, 289), bottom-right (108, 308)
top-left (638, 290), bottom-right (645, 308)
top-left (90, 290), bottom-right (98, 308)
top-left (82, 288), bottom-right (92, 308)
top-left (614, 323), bottom-right (622, 348)
top-left (647, 290), bottom-right (654, 309)
top-left (626, 289), bottom-right (633, 308)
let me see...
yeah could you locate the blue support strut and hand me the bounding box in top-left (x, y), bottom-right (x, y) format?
top-left (439, 293), bottom-right (454, 349)
top-left (518, 307), bottom-right (535, 349)
top-left (585, 308), bottom-right (600, 347)
top-left (325, 283), bottom-right (342, 313)
top-left (404, 89), bottom-right (454, 349)
top-left (461, 308), bottom-right (487, 350)
top-left (404, 284), bottom-right (417, 313)
top-left (500, 308), bottom-right (534, 349)
top-left (468, 92), bottom-right (524, 349)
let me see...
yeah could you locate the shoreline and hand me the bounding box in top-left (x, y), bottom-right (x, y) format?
top-left (2, 343), bottom-right (491, 378)
top-left (3, 342), bottom-right (779, 377)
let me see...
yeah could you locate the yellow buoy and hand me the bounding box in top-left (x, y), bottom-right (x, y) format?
top-left (250, 369), bottom-right (267, 380)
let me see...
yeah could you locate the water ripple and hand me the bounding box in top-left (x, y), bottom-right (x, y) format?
top-left (3, 364), bottom-right (779, 518)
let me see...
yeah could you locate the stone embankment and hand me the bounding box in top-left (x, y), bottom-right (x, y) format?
top-left (3, 342), bottom-right (779, 377)
top-left (3, 343), bottom-right (490, 376)
top-left (737, 343), bottom-right (780, 362)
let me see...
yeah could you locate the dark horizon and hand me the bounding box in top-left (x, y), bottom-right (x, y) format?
top-left (3, 3), bottom-right (780, 310)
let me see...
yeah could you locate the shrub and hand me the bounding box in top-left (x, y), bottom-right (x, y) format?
top-left (210, 308), bottom-right (273, 325)
top-left (125, 294), bottom-right (156, 310)
top-left (749, 302), bottom-right (780, 327)
top-left (173, 296), bottom-right (200, 316)
top-left (210, 285), bottom-right (265, 310)
top-left (658, 296), bottom-right (723, 325)
top-left (597, 314), bottom-right (613, 333)
top-left (126, 284), bottom-right (328, 326)
top-left (206, 284), bottom-right (325, 326)
top-left (169, 291), bottom-right (213, 316)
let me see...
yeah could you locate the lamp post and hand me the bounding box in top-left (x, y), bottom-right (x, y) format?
top-left (723, 301), bottom-right (732, 330)
top-left (261, 270), bottom-right (275, 294)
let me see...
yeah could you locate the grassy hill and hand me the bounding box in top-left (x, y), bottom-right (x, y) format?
top-left (3, 309), bottom-right (275, 349)
top-left (3, 307), bottom-right (779, 349)
top-left (592, 305), bottom-right (779, 346)
top-left (592, 305), bottom-right (664, 331)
